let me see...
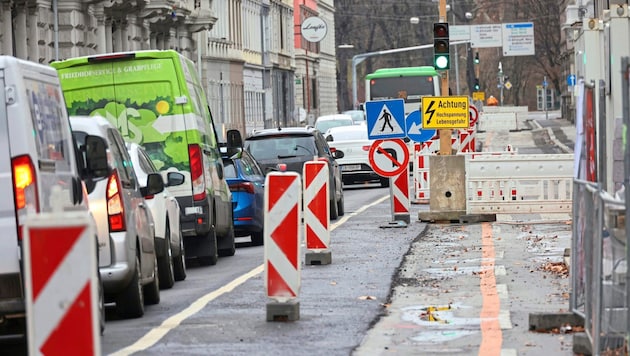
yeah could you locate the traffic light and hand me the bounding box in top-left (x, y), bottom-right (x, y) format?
top-left (474, 52), bottom-right (480, 64)
top-left (433, 22), bottom-right (450, 70)
top-left (474, 78), bottom-right (480, 91)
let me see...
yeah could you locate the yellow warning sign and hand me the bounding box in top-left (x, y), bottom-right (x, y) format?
top-left (472, 91), bottom-right (485, 101)
top-left (421, 96), bottom-right (470, 129)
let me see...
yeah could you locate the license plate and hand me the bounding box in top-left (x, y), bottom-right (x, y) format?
top-left (342, 164), bottom-right (362, 171)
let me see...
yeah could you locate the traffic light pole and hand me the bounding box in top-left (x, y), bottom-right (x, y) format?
top-left (438, 0), bottom-right (451, 156)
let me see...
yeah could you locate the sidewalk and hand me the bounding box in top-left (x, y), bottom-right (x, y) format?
top-left (354, 113), bottom-right (576, 355)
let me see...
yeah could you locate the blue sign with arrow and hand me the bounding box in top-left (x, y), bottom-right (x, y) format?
top-left (365, 99), bottom-right (406, 140)
top-left (405, 110), bottom-right (436, 143)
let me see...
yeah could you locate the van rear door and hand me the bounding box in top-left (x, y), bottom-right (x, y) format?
top-left (0, 68), bottom-right (20, 292)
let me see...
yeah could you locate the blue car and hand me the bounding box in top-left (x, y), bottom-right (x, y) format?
top-left (221, 147), bottom-right (266, 246)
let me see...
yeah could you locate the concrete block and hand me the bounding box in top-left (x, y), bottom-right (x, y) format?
top-left (305, 251), bottom-right (332, 265)
top-left (429, 155), bottom-right (466, 213)
top-left (267, 299), bottom-right (300, 322)
top-left (528, 312), bottom-right (583, 331)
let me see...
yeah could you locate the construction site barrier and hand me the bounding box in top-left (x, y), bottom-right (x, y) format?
top-left (466, 153), bottom-right (573, 214)
top-left (477, 112), bottom-right (518, 132)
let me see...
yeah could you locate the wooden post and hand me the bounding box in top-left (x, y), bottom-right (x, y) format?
top-left (438, 0), bottom-right (451, 156)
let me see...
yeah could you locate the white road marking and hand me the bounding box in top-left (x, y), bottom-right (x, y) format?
top-left (111, 194), bottom-right (390, 354)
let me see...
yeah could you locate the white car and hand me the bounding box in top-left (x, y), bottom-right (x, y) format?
top-left (325, 125), bottom-right (388, 187)
top-left (314, 114), bottom-right (354, 133)
top-left (127, 143), bottom-right (187, 288)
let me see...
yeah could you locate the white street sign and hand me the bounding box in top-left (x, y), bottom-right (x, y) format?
top-left (502, 22), bottom-right (535, 56)
top-left (470, 24), bottom-right (502, 48)
top-left (449, 25), bottom-right (470, 41)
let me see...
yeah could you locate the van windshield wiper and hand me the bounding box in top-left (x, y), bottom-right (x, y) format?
top-left (277, 154), bottom-right (298, 159)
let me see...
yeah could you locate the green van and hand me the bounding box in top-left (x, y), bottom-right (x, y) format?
top-left (52, 50), bottom-right (235, 266)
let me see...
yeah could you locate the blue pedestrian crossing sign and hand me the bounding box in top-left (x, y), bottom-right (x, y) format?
top-left (405, 110), bottom-right (436, 143)
top-left (365, 99), bottom-right (406, 140)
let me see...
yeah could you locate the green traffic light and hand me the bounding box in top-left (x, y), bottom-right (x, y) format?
top-left (434, 55), bottom-right (450, 70)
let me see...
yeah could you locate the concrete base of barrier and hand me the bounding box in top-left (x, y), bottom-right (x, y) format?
top-left (379, 220), bottom-right (408, 228)
top-left (459, 214), bottom-right (496, 223)
top-left (394, 213), bottom-right (410, 224)
top-left (417, 210), bottom-right (467, 223)
top-left (267, 300), bottom-right (300, 322)
top-left (529, 312), bottom-right (583, 331)
top-left (305, 251), bottom-right (332, 265)
top-left (572, 332), bottom-right (625, 355)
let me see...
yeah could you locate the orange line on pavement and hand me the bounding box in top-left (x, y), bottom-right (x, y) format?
top-left (479, 222), bottom-right (502, 355)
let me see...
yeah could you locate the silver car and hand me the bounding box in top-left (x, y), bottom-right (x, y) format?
top-left (71, 115), bottom-right (163, 319)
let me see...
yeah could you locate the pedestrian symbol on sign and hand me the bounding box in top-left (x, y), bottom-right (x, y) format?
top-left (379, 108), bottom-right (394, 132)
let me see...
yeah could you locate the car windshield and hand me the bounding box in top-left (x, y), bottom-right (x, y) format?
top-left (246, 135), bottom-right (317, 160)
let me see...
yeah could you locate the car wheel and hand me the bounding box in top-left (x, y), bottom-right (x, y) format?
top-left (337, 191), bottom-right (345, 216)
top-left (173, 230), bottom-right (187, 282)
top-left (329, 197), bottom-right (338, 220)
top-left (98, 268), bottom-right (105, 335)
top-left (115, 255), bottom-right (144, 319)
top-left (380, 177), bottom-right (390, 188)
top-left (158, 222), bottom-right (175, 289)
top-left (218, 223), bottom-right (236, 257)
top-left (198, 227), bottom-right (218, 266)
top-left (143, 252), bottom-right (160, 305)
top-left (251, 230), bottom-right (264, 246)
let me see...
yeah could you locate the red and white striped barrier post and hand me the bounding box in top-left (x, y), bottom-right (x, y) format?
top-left (264, 166), bottom-right (301, 321)
top-left (23, 212), bottom-right (100, 356)
top-left (390, 165), bottom-right (410, 224)
top-left (303, 161), bottom-right (331, 265)
top-left (413, 140), bottom-right (434, 203)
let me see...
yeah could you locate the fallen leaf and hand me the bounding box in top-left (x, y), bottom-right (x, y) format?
top-left (358, 295), bottom-right (377, 301)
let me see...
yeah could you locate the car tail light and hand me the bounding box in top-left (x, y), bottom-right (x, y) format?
top-left (106, 170), bottom-right (126, 232)
top-left (12, 155), bottom-right (39, 240)
top-left (330, 147), bottom-right (337, 153)
top-left (229, 182), bottom-right (255, 194)
top-left (189, 144), bottom-right (206, 201)
top-left (362, 145), bottom-right (371, 151)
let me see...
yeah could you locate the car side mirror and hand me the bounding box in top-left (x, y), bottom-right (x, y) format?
top-left (326, 135), bottom-right (333, 142)
top-left (84, 135), bottom-right (109, 178)
top-left (226, 129), bottom-right (243, 149)
top-left (332, 150), bottom-right (344, 159)
top-left (166, 172), bottom-right (185, 187)
top-left (144, 173), bottom-right (165, 196)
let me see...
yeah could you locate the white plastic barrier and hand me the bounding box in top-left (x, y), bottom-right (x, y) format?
top-left (481, 106), bottom-right (529, 130)
top-left (466, 153), bottom-right (574, 214)
top-left (477, 112), bottom-right (518, 132)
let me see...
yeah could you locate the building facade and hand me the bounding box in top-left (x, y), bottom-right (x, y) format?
top-left (0, 0), bottom-right (335, 137)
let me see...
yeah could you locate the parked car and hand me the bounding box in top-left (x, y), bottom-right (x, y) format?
top-left (0, 56), bottom-right (108, 337)
top-left (127, 142), bottom-right (187, 288)
top-left (314, 114), bottom-right (354, 133)
top-left (342, 109), bottom-right (367, 125)
top-left (325, 125), bottom-right (388, 187)
top-left (244, 127), bottom-right (345, 219)
top-left (71, 115), bottom-right (163, 319)
top-left (220, 145), bottom-right (266, 246)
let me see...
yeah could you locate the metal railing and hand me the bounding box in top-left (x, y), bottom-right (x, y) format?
top-left (571, 179), bottom-right (627, 354)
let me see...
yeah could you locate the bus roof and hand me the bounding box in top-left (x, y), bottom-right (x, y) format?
top-left (365, 66), bottom-right (438, 79)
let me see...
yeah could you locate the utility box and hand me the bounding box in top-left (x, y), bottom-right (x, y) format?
top-left (429, 155), bottom-right (466, 217)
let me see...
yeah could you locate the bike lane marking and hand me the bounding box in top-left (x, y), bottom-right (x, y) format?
top-left (479, 222), bottom-right (503, 355)
top-left (110, 195), bottom-right (390, 355)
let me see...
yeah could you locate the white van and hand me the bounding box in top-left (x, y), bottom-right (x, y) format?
top-left (0, 56), bottom-right (108, 336)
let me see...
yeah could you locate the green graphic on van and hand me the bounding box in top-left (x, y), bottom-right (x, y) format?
top-left (66, 99), bottom-right (193, 171)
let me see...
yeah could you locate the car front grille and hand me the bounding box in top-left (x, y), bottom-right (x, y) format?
top-left (0, 274), bottom-right (23, 299)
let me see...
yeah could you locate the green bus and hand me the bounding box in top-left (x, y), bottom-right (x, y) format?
top-left (365, 66), bottom-right (440, 116)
